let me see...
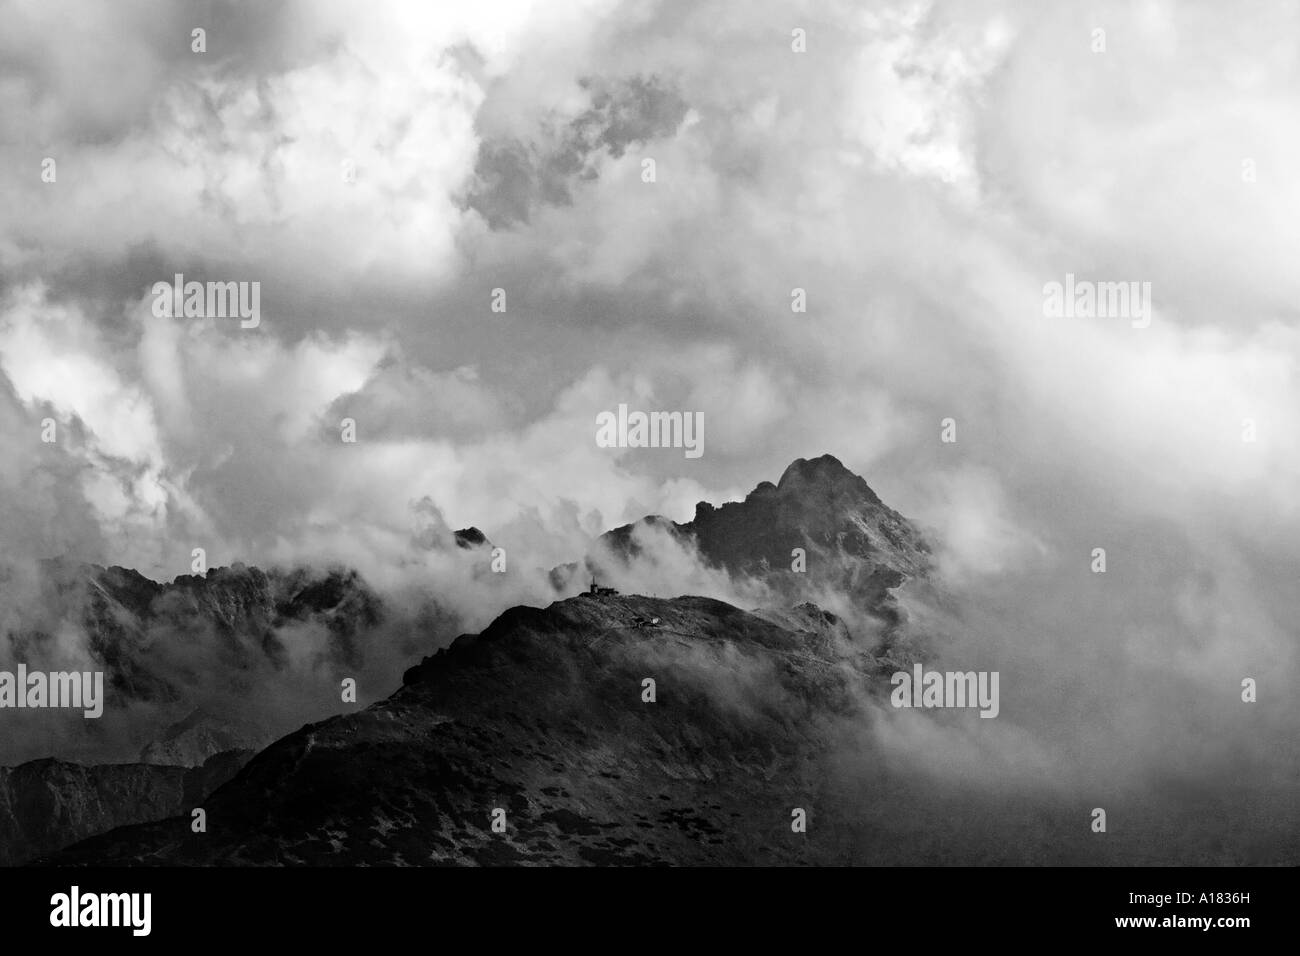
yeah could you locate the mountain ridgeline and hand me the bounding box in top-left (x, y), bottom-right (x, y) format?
top-left (16, 454), bottom-right (967, 866)
top-left (0, 559), bottom-right (391, 767)
top-left (41, 577), bottom-right (1285, 865)
top-left (42, 594), bottom-right (896, 864)
top-left (553, 454), bottom-right (932, 619)
top-left (20, 559), bottom-right (383, 707)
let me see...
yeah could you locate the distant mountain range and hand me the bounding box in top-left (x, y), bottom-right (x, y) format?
top-left (13, 453), bottom-right (1296, 866)
top-left (9, 454), bottom-right (948, 865)
top-left (29, 558), bottom-right (385, 709)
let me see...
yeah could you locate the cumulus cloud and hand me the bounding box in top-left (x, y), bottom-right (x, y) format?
top-left (0, 0), bottom-right (1296, 822)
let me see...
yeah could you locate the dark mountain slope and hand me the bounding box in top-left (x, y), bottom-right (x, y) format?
top-left (39, 590), bottom-right (1298, 866)
top-left (0, 749), bottom-right (250, 866)
top-left (40, 594), bottom-right (876, 865)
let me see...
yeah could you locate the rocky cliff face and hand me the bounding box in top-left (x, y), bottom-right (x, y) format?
top-left (0, 749), bottom-right (251, 866)
top-left (680, 455), bottom-right (931, 623)
top-left (553, 454), bottom-right (931, 615)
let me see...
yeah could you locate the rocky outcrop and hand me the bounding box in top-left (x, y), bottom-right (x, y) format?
top-left (554, 455), bottom-right (930, 609)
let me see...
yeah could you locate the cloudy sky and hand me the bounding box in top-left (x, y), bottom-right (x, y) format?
top-left (2, 0), bottom-right (1298, 777)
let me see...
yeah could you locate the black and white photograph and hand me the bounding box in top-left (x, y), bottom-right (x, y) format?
top-left (0, 0), bottom-right (1292, 939)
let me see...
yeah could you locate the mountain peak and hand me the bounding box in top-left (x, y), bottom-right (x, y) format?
top-left (454, 527), bottom-right (489, 549)
top-left (775, 454), bottom-right (881, 504)
top-left (550, 453), bottom-right (929, 611)
top-left (781, 452), bottom-right (846, 475)
top-left (777, 454), bottom-right (847, 484)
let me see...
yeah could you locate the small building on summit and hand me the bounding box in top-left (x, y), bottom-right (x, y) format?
top-left (584, 575), bottom-right (618, 597)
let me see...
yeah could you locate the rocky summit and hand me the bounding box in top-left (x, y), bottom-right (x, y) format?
top-left (553, 454), bottom-right (931, 619)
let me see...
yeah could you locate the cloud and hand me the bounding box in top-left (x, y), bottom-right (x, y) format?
top-left (0, 0), bottom-right (1297, 823)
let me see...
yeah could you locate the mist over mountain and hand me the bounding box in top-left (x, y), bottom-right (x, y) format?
top-left (39, 594), bottom-right (911, 865)
top-left (2, 0), bottom-right (1297, 900)
top-left (6, 454), bottom-right (947, 863)
top-left (41, 589), bottom-right (1297, 866)
top-left (1, 454), bottom-right (933, 768)
top-left (8, 454), bottom-right (1299, 867)
top-left (553, 454), bottom-right (933, 630)
top-left (0, 557), bottom-right (443, 766)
